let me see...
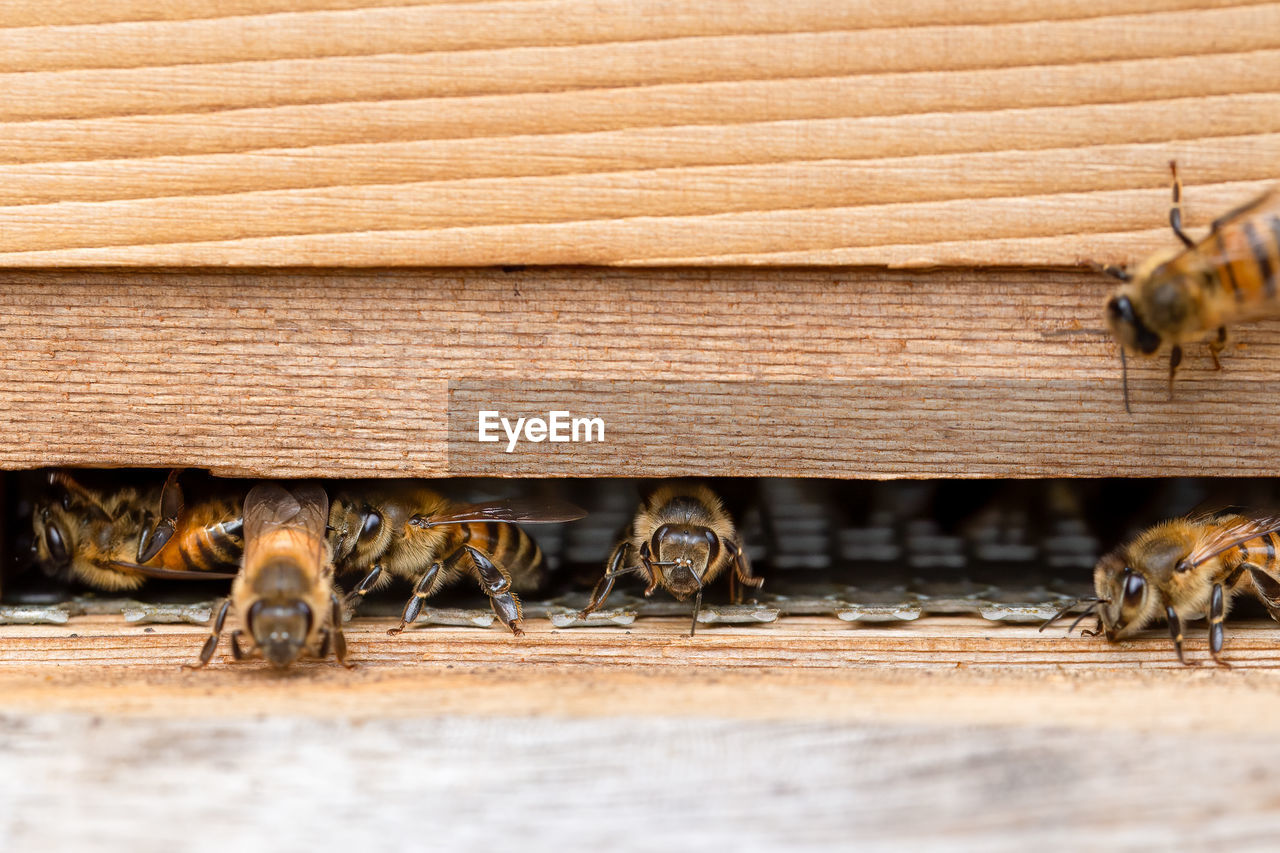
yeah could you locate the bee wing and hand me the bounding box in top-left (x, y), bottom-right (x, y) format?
top-left (412, 498), bottom-right (587, 527)
top-left (1185, 513), bottom-right (1280, 569)
top-left (1208, 185), bottom-right (1280, 235)
top-left (243, 482), bottom-right (331, 567)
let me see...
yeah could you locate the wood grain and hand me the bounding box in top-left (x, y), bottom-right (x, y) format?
top-left (3, 616), bottom-right (1280, 850)
top-left (0, 1), bottom-right (1277, 266)
top-left (5, 614), bottom-right (1280, 674)
top-left (6, 268), bottom-right (1280, 477)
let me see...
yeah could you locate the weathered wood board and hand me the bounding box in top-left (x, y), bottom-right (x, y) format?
top-left (0, 1), bottom-right (1277, 266)
top-left (1, 616), bottom-right (1279, 852)
top-left (1, 268), bottom-right (1279, 477)
top-left (3, 614), bottom-right (1278, 673)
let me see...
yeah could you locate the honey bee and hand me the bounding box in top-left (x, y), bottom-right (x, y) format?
top-left (1043, 511), bottom-right (1280, 665)
top-left (32, 471), bottom-right (238, 590)
top-left (135, 468), bottom-right (244, 574)
top-left (192, 482), bottom-right (346, 669)
top-left (1104, 162), bottom-right (1280, 410)
top-left (578, 483), bottom-right (762, 635)
top-left (329, 483), bottom-right (586, 636)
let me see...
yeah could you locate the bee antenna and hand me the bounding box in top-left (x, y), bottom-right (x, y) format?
top-left (1119, 346), bottom-right (1132, 415)
top-left (1065, 603), bottom-right (1102, 636)
top-left (1039, 597), bottom-right (1102, 633)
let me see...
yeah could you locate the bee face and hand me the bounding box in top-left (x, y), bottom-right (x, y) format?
top-left (246, 599), bottom-right (312, 668)
top-left (649, 523), bottom-right (719, 599)
top-left (1096, 563), bottom-right (1155, 640)
top-left (1094, 531), bottom-right (1189, 640)
top-left (328, 494), bottom-right (402, 568)
top-left (33, 504), bottom-right (73, 569)
top-left (1105, 292), bottom-right (1163, 356)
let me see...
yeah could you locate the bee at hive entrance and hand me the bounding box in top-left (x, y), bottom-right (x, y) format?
top-left (8, 472), bottom-right (1280, 667)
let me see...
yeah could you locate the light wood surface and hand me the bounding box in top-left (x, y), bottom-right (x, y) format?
top-left (0, 1), bottom-right (1277, 266)
top-left (2, 615), bottom-right (1279, 852)
top-left (3, 268), bottom-right (1280, 477)
top-left (4, 614), bottom-right (1280, 679)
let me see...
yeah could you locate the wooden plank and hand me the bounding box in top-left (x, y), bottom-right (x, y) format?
top-left (0, 1), bottom-right (1276, 266)
top-left (5, 268), bottom-right (1280, 477)
top-left (5, 614), bottom-right (1279, 674)
top-left (0, 715), bottom-right (1276, 852)
top-left (1, 616), bottom-right (1278, 849)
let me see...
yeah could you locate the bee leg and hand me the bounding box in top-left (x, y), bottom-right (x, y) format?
top-left (185, 597), bottom-right (231, 669)
top-left (1209, 582), bottom-right (1232, 667)
top-left (1209, 327), bottom-right (1228, 371)
top-left (343, 564), bottom-right (382, 612)
top-left (1167, 345), bottom-right (1183, 400)
top-left (1168, 160), bottom-right (1196, 249)
top-left (726, 541), bottom-right (763, 604)
top-left (1166, 605), bottom-right (1192, 666)
top-left (330, 592), bottom-right (353, 668)
top-left (138, 468), bottom-right (185, 563)
top-left (388, 560), bottom-right (444, 636)
top-left (465, 546), bottom-right (524, 637)
top-left (229, 629), bottom-right (245, 661)
top-left (637, 542), bottom-right (661, 597)
top-left (580, 544), bottom-right (626, 619)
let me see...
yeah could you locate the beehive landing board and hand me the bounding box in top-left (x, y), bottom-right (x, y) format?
top-left (1, 1), bottom-right (1279, 266)
top-left (4, 268), bottom-right (1280, 477)
top-left (2, 616), bottom-right (1279, 851)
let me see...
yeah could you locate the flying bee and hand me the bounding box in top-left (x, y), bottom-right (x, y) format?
top-left (192, 482), bottom-right (347, 669)
top-left (578, 483), bottom-right (762, 636)
top-left (1043, 512), bottom-right (1280, 665)
top-left (32, 470), bottom-right (238, 590)
top-left (1103, 162), bottom-right (1280, 411)
top-left (329, 483), bottom-right (586, 636)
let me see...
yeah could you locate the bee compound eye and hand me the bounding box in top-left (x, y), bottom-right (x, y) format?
top-left (360, 509), bottom-right (382, 540)
top-left (45, 525), bottom-right (68, 563)
top-left (1122, 570), bottom-right (1146, 607)
top-left (1107, 295), bottom-right (1136, 324)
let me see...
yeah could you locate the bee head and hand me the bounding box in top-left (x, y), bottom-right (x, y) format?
top-left (1094, 550), bottom-right (1162, 641)
top-left (646, 524), bottom-right (720, 599)
top-left (32, 503), bottom-right (72, 571)
top-left (246, 598), bottom-right (313, 668)
top-left (1105, 293), bottom-right (1163, 356)
top-left (328, 494), bottom-right (399, 568)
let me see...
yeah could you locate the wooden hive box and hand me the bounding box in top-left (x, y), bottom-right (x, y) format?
top-left (2, 2), bottom-right (1280, 846)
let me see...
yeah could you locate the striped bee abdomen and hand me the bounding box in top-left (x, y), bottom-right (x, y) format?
top-left (157, 506), bottom-right (244, 574)
top-left (461, 521), bottom-right (547, 593)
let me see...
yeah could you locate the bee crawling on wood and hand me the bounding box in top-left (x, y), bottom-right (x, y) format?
top-left (1042, 511), bottom-right (1280, 665)
top-left (192, 482), bottom-right (348, 669)
top-left (32, 470), bottom-right (239, 590)
top-left (329, 482), bottom-right (586, 636)
top-left (1103, 162), bottom-right (1280, 411)
top-left (578, 483), bottom-right (762, 636)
